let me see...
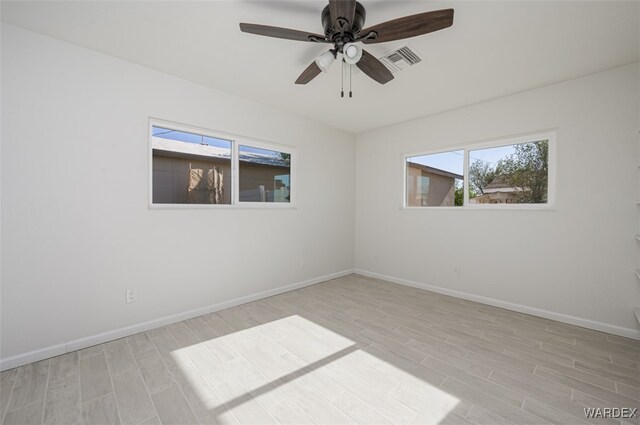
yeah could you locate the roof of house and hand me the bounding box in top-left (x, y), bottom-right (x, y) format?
top-left (152, 137), bottom-right (289, 167)
top-left (483, 176), bottom-right (518, 193)
top-left (485, 176), bottom-right (510, 189)
top-left (407, 161), bottom-right (463, 180)
top-left (483, 187), bottom-right (518, 194)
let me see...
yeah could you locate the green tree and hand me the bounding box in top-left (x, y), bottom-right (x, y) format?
top-left (454, 186), bottom-right (464, 206)
top-left (454, 181), bottom-right (474, 206)
top-left (453, 185), bottom-right (477, 207)
top-left (279, 152), bottom-right (291, 165)
top-left (496, 140), bottom-right (548, 203)
top-left (468, 160), bottom-right (496, 195)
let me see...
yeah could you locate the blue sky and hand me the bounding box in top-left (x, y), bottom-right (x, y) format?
top-left (239, 145), bottom-right (282, 158)
top-left (152, 126), bottom-right (282, 157)
top-left (409, 145), bottom-right (517, 175)
top-left (152, 126), bottom-right (231, 149)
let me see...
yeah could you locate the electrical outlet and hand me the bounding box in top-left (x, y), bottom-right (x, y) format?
top-left (126, 289), bottom-right (137, 304)
top-left (452, 265), bottom-right (461, 276)
top-left (299, 258), bottom-right (305, 268)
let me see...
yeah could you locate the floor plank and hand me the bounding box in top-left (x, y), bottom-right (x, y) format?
top-left (133, 349), bottom-right (173, 395)
top-left (81, 394), bottom-right (121, 425)
top-left (150, 384), bottom-right (198, 425)
top-left (111, 369), bottom-right (155, 425)
top-left (104, 340), bottom-right (137, 375)
top-left (0, 368), bottom-right (19, 424)
top-left (2, 400), bottom-right (44, 425)
top-left (6, 360), bottom-right (49, 412)
top-left (48, 353), bottom-right (78, 383)
top-left (79, 353), bottom-right (112, 403)
top-left (42, 374), bottom-right (81, 425)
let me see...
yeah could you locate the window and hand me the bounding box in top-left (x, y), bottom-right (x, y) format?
top-left (150, 121), bottom-right (294, 207)
top-left (406, 150), bottom-right (464, 207)
top-left (152, 126), bottom-right (232, 204)
top-left (404, 133), bottom-right (554, 208)
top-left (468, 140), bottom-right (549, 205)
top-left (239, 145), bottom-right (291, 203)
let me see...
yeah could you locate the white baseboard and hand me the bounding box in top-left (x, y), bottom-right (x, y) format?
top-left (0, 269), bottom-right (354, 371)
top-left (354, 269), bottom-right (640, 341)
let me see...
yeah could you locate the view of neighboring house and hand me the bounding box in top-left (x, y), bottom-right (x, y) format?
top-left (152, 137), bottom-right (290, 204)
top-left (237, 148), bottom-right (291, 203)
top-left (152, 137), bottom-right (233, 204)
top-left (406, 161), bottom-right (463, 206)
top-left (469, 176), bottom-right (519, 204)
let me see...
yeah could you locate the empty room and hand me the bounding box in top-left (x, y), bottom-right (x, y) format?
top-left (1, 1), bottom-right (639, 424)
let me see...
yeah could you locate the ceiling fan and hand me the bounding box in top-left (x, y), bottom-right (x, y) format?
top-left (239, 1), bottom-right (454, 86)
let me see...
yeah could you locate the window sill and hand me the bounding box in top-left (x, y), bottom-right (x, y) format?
top-left (400, 204), bottom-right (557, 211)
top-left (149, 203), bottom-right (297, 210)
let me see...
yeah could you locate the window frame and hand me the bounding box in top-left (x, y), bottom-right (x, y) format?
top-left (149, 118), bottom-right (296, 209)
top-left (401, 131), bottom-right (556, 210)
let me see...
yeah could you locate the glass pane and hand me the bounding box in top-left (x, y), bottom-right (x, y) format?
top-left (468, 140), bottom-right (548, 204)
top-left (152, 126), bottom-right (232, 204)
top-left (239, 145), bottom-right (291, 203)
top-left (406, 150), bottom-right (464, 207)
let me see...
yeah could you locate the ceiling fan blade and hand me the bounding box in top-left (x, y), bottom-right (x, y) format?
top-left (360, 8), bottom-right (454, 44)
top-left (240, 23), bottom-right (328, 42)
top-left (295, 61), bottom-right (323, 85)
top-left (329, 0), bottom-right (356, 32)
top-left (356, 49), bottom-right (394, 85)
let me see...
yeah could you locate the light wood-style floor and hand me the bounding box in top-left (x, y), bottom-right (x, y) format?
top-left (1, 274), bottom-right (639, 425)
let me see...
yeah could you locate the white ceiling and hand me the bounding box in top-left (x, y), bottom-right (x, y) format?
top-left (2, 1), bottom-right (638, 134)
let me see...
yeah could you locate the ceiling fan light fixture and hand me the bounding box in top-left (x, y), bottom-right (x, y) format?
top-left (343, 43), bottom-right (363, 65)
top-left (315, 50), bottom-right (335, 72)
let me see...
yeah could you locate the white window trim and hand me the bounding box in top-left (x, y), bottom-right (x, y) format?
top-left (149, 118), bottom-right (296, 209)
top-left (401, 130), bottom-right (557, 210)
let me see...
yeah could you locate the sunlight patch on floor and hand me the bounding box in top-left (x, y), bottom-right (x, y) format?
top-left (171, 315), bottom-right (459, 424)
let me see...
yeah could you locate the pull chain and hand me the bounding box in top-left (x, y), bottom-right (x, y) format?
top-left (349, 64), bottom-right (353, 98)
top-left (340, 59), bottom-right (344, 98)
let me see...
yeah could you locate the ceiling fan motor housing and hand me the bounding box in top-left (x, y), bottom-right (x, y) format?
top-left (321, 1), bottom-right (366, 50)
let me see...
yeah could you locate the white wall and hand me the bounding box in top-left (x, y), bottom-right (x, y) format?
top-left (355, 63), bottom-right (640, 337)
top-left (0, 24), bottom-right (355, 363)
